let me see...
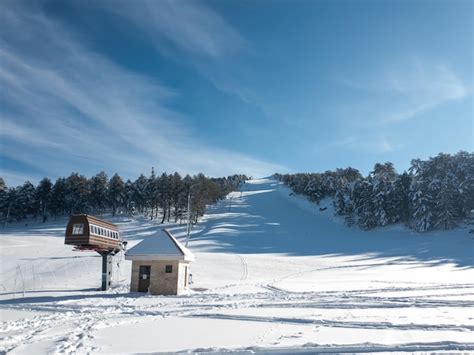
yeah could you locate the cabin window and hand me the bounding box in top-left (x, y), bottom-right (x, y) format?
top-left (165, 265), bottom-right (173, 273)
top-left (72, 223), bottom-right (84, 235)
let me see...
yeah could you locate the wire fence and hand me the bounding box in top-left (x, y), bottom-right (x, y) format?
top-left (1, 251), bottom-right (129, 298)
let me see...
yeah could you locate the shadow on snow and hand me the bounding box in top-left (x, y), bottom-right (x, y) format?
top-left (188, 179), bottom-right (474, 269)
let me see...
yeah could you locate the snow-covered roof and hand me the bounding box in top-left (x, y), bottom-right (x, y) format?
top-left (125, 229), bottom-right (195, 262)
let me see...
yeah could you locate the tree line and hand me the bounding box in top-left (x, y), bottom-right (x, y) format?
top-left (275, 151), bottom-right (474, 232)
top-left (0, 169), bottom-right (247, 226)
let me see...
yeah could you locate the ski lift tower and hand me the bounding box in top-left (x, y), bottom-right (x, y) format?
top-left (64, 215), bottom-right (127, 291)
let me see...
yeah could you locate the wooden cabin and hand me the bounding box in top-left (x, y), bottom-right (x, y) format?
top-left (65, 214), bottom-right (122, 251)
top-left (125, 229), bottom-right (195, 295)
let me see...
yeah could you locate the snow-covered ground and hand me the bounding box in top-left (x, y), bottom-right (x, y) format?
top-left (1, 178), bottom-right (473, 354)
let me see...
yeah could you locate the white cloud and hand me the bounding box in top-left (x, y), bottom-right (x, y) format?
top-left (378, 135), bottom-right (393, 152)
top-left (340, 58), bottom-right (469, 126)
top-left (382, 61), bottom-right (469, 123)
top-left (0, 1), bottom-right (285, 183)
top-left (314, 135), bottom-right (396, 154)
top-left (107, 0), bottom-right (247, 59)
top-left (95, 0), bottom-right (260, 106)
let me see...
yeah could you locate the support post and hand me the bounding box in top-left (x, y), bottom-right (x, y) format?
top-left (99, 251), bottom-right (114, 291)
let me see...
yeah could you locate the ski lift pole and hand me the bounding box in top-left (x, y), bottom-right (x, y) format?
top-left (185, 182), bottom-right (202, 247)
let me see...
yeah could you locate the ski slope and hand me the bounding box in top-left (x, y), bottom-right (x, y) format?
top-left (1, 178), bottom-right (473, 353)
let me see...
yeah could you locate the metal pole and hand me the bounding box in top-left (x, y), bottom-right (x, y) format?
top-left (185, 183), bottom-right (202, 247)
top-left (100, 251), bottom-right (113, 291)
top-left (185, 190), bottom-right (191, 247)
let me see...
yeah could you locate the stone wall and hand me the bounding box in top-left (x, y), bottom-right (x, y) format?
top-left (130, 260), bottom-right (191, 295)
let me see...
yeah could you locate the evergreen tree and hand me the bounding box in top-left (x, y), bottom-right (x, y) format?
top-left (133, 174), bottom-right (148, 213)
top-left (123, 179), bottom-right (135, 216)
top-left (170, 172), bottom-right (185, 222)
top-left (0, 178), bottom-right (8, 222)
top-left (388, 172), bottom-right (411, 224)
top-left (65, 173), bottom-right (90, 214)
top-left (88, 172), bottom-right (108, 213)
top-left (51, 177), bottom-right (68, 217)
top-left (36, 177), bottom-right (52, 222)
top-left (353, 179), bottom-right (377, 229)
top-left (16, 181), bottom-right (37, 219)
top-left (108, 173), bottom-right (125, 216)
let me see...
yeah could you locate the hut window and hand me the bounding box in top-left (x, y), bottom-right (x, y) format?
top-left (72, 223), bottom-right (84, 235)
top-left (165, 265), bottom-right (173, 273)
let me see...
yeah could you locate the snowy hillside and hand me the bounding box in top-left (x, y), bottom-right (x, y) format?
top-left (1, 178), bottom-right (473, 353)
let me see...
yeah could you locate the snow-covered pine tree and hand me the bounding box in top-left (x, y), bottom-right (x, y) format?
top-left (158, 173), bottom-right (171, 223)
top-left (304, 177), bottom-right (324, 203)
top-left (388, 172), bottom-right (411, 225)
top-left (108, 173), bottom-right (125, 216)
top-left (170, 172), bottom-right (185, 222)
top-left (123, 179), bottom-right (135, 216)
top-left (353, 179), bottom-right (377, 229)
top-left (65, 173), bottom-right (90, 214)
top-left (88, 172), bottom-right (108, 214)
top-left (146, 168), bottom-right (159, 219)
top-left (16, 181), bottom-right (37, 220)
top-left (51, 177), bottom-right (68, 217)
top-left (133, 174), bottom-right (148, 214)
top-left (0, 178), bottom-right (8, 223)
top-left (36, 177), bottom-right (52, 222)
top-left (409, 183), bottom-right (433, 232)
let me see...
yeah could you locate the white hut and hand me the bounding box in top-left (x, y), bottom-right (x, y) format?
top-left (125, 229), bottom-right (195, 295)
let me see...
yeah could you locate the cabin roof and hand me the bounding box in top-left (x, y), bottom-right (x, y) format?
top-left (73, 214), bottom-right (119, 230)
top-left (125, 229), bottom-right (195, 262)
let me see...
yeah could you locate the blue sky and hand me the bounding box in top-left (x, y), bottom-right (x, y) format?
top-left (0, 0), bottom-right (472, 186)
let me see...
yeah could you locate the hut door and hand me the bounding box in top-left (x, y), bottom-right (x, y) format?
top-left (138, 265), bottom-right (151, 292)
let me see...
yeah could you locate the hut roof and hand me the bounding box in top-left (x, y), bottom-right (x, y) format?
top-left (125, 229), bottom-right (195, 262)
top-left (73, 214), bottom-right (119, 230)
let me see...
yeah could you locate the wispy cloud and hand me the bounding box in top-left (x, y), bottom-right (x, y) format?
top-left (382, 61), bottom-right (469, 123)
top-left (96, 0), bottom-right (259, 105)
top-left (103, 0), bottom-right (247, 60)
top-left (314, 135), bottom-right (396, 155)
top-left (341, 58), bottom-right (469, 124)
top-left (0, 1), bottom-right (285, 186)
